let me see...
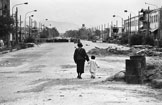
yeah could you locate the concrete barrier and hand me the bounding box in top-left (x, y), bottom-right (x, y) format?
top-left (130, 55), bottom-right (146, 70)
top-left (126, 59), bottom-right (142, 84)
top-left (130, 56), bottom-right (146, 84)
top-left (151, 79), bottom-right (162, 89)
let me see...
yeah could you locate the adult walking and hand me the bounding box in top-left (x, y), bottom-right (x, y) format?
top-left (74, 43), bottom-right (89, 79)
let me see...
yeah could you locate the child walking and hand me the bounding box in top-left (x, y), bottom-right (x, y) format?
top-left (88, 55), bottom-right (99, 79)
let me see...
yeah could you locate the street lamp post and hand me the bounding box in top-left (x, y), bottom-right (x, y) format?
top-left (19, 15), bottom-right (22, 42)
top-left (124, 10), bottom-right (133, 45)
top-left (113, 15), bottom-right (123, 27)
top-left (45, 19), bottom-right (48, 27)
top-left (29, 15), bottom-right (34, 37)
top-left (113, 15), bottom-right (124, 40)
top-left (15, 7), bottom-right (18, 44)
top-left (24, 10), bottom-right (37, 38)
top-left (12, 2), bottom-right (28, 17)
top-left (11, 2), bottom-right (28, 46)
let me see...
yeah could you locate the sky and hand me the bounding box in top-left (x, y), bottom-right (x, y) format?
top-left (11, 0), bottom-right (161, 28)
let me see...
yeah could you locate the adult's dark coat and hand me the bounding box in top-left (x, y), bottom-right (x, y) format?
top-left (74, 47), bottom-right (89, 73)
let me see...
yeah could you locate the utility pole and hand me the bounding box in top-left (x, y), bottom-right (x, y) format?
top-left (19, 15), bottom-right (22, 42)
top-left (147, 6), bottom-right (150, 37)
top-left (127, 16), bottom-right (131, 45)
top-left (138, 11), bottom-right (140, 33)
top-left (29, 16), bottom-right (31, 37)
top-left (101, 24), bottom-right (103, 42)
top-left (160, 8), bottom-right (162, 39)
top-left (143, 6), bottom-right (150, 45)
top-left (130, 13), bottom-right (131, 36)
top-left (128, 14), bottom-right (131, 45)
top-left (15, 7), bottom-right (18, 44)
top-left (31, 18), bottom-right (33, 37)
top-left (116, 20), bottom-right (118, 27)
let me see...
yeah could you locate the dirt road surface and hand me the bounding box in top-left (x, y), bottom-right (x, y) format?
top-left (0, 41), bottom-right (161, 105)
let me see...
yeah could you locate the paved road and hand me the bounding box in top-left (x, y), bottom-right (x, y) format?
top-left (0, 41), bottom-right (161, 105)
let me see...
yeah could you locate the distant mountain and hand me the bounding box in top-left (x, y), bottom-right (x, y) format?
top-left (41, 21), bottom-right (80, 33)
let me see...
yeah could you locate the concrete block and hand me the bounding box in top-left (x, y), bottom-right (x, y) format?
top-left (126, 59), bottom-right (143, 84)
top-left (151, 79), bottom-right (162, 89)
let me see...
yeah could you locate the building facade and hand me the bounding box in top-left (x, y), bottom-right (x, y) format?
top-left (124, 15), bottom-right (144, 34)
top-left (124, 7), bottom-right (162, 41)
top-left (0, 0), bottom-right (2, 16)
top-left (149, 8), bottom-right (161, 39)
top-left (0, 0), bottom-right (10, 17)
top-left (0, 0), bottom-right (10, 46)
top-left (124, 16), bottom-right (140, 33)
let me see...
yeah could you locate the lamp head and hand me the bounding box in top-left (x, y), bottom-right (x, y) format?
top-left (140, 9), bottom-right (144, 12)
top-left (124, 10), bottom-right (128, 12)
top-left (24, 2), bottom-right (28, 4)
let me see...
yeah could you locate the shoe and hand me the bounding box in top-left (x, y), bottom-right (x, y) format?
top-left (91, 76), bottom-right (95, 79)
top-left (77, 75), bottom-right (82, 79)
top-left (91, 75), bottom-right (93, 79)
top-left (77, 76), bottom-right (80, 79)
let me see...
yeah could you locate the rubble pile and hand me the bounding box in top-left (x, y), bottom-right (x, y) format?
top-left (134, 49), bottom-right (162, 56)
top-left (89, 44), bottom-right (162, 88)
top-left (103, 63), bottom-right (162, 85)
top-left (144, 61), bottom-right (162, 82)
top-left (130, 45), bottom-right (162, 84)
top-left (132, 45), bottom-right (162, 56)
top-left (88, 45), bottom-right (162, 57)
top-left (145, 63), bottom-right (162, 88)
top-left (103, 71), bottom-right (126, 82)
top-left (88, 45), bottom-right (162, 56)
top-left (88, 46), bottom-right (131, 56)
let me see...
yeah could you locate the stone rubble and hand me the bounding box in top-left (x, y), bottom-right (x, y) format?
top-left (88, 44), bottom-right (162, 88)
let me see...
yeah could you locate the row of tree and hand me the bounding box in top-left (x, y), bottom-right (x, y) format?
top-left (39, 27), bottom-right (59, 38)
top-left (0, 15), bottom-right (60, 45)
top-left (64, 28), bottom-right (101, 41)
top-left (63, 25), bottom-right (158, 47)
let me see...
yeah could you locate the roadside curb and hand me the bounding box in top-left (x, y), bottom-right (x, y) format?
top-left (0, 43), bottom-right (41, 55)
top-left (0, 48), bottom-right (18, 55)
top-left (11, 48), bottom-right (18, 52)
top-left (0, 50), bottom-right (10, 54)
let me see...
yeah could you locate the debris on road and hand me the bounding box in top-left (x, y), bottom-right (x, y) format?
top-left (88, 44), bottom-right (162, 57)
top-left (132, 45), bottom-right (162, 56)
top-left (103, 71), bottom-right (126, 82)
top-left (88, 44), bottom-right (162, 88)
top-left (88, 46), bottom-right (131, 56)
top-left (144, 60), bottom-right (162, 84)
